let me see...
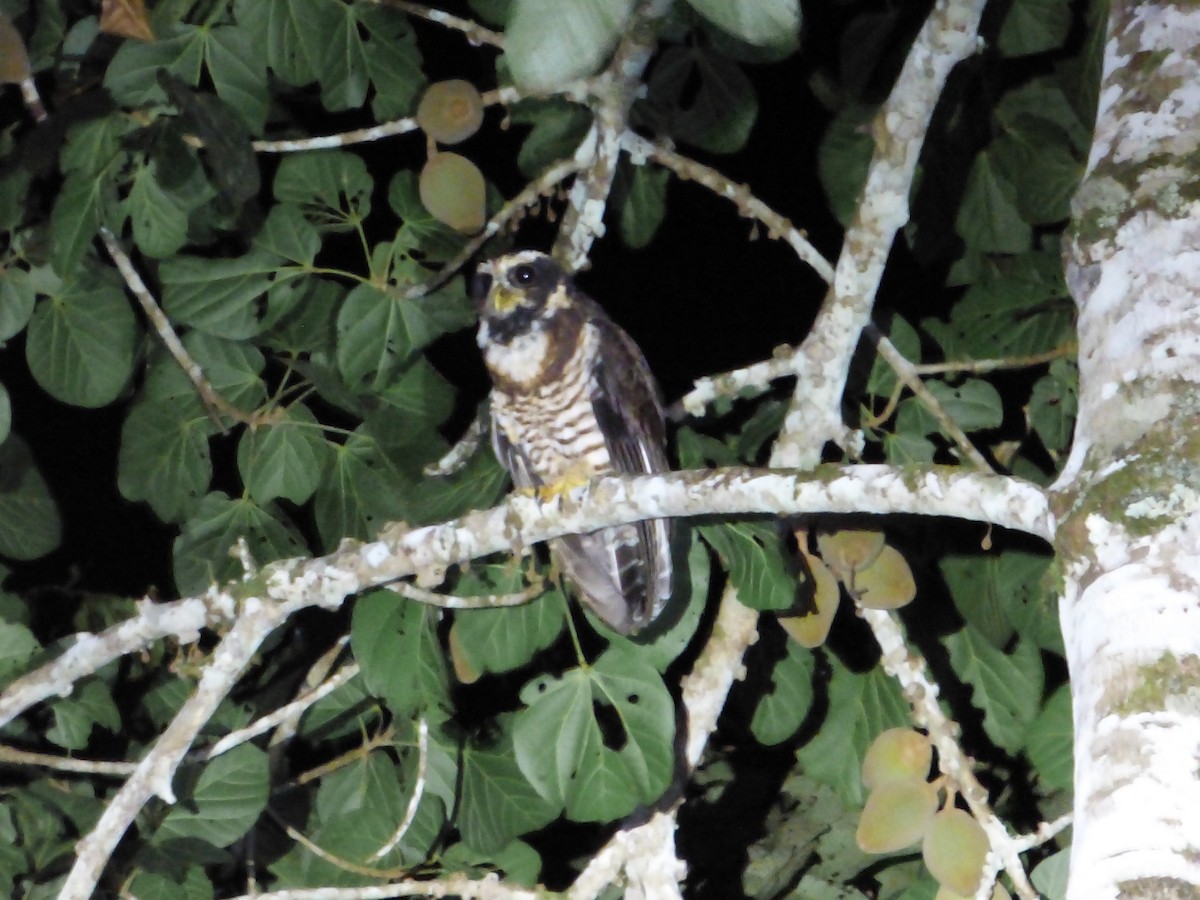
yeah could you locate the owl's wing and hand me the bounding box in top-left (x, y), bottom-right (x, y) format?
top-left (581, 315), bottom-right (674, 630)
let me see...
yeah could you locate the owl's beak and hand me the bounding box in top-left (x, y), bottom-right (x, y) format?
top-left (490, 286), bottom-right (522, 314)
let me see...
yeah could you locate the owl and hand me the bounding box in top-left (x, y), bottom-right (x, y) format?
top-left (472, 250), bottom-right (673, 634)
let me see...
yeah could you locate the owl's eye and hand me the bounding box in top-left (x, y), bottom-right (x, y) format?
top-left (511, 264), bottom-right (538, 286)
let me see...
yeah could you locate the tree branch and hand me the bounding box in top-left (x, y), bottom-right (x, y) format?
top-left (770, 0), bottom-right (988, 469)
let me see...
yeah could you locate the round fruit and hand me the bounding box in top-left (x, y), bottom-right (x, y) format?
top-left (855, 779), bottom-right (939, 854)
top-left (923, 807), bottom-right (990, 896)
top-left (817, 529), bottom-right (886, 578)
top-left (419, 152), bottom-right (486, 233)
top-left (416, 79), bottom-right (484, 145)
top-left (861, 728), bottom-right (933, 790)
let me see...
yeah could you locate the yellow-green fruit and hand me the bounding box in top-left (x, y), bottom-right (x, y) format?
top-left (923, 807), bottom-right (989, 896)
top-left (861, 728), bottom-right (933, 790)
top-left (854, 544), bottom-right (917, 609)
top-left (417, 79), bottom-right (485, 144)
top-left (855, 779), bottom-right (939, 854)
top-left (817, 529), bottom-right (886, 578)
top-left (419, 153), bottom-right (486, 233)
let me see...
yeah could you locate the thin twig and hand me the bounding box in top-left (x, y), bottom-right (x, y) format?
top-left (875, 334), bottom-right (996, 472)
top-left (371, 718), bottom-right (429, 860)
top-left (386, 577), bottom-right (546, 609)
top-left (370, 0), bottom-right (505, 48)
top-left (553, 0), bottom-right (672, 268)
top-left (624, 134), bottom-right (834, 284)
top-left (404, 155), bottom-right (585, 300)
top-left (99, 226), bottom-right (249, 430)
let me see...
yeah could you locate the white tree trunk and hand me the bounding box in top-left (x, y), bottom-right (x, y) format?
top-left (1060, 2), bottom-right (1200, 897)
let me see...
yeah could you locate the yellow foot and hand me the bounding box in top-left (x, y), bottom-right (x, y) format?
top-left (536, 472), bottom-right (590, 503)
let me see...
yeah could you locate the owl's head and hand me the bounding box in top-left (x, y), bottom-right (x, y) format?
top-left (471, 251), bottom-right (573, 345)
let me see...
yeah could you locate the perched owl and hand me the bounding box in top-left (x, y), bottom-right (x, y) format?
top-left (472, 250), bottom-right (673, 634)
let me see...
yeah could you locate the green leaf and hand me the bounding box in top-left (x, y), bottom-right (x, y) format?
top-left (819, 103), bottom-right (876, 226)
top-left (1026, 685), bottom-right (1073, 793)
top-left (358, 6), bottom-right (425, 120)
top-left (202, 25), bottom-right (269, 134)
top-left (253, 204), bottom-right (321, 265)
top-left (128, 160), bottom-right (190, 258)
top-left (940, 550), bottom-right (1052, 649)
top-left (377, 358), bottom-right (456, 425)
top-left (460, 714), bottom-right (561, 852)
top-left (312, 431), bottom-right (413, 546)
top-left (160, 249), bottom-right (293, 339)
top-left (1031, 848), bottom-right (1070, 900)
top-left (158, 745), bottom-right (268, 847)
top-left (173, 494), bottom-right (307, 596)
top-left (351, 591), bottom-right (449, 718)
top-left (504, 0), bottom-right (634, 92)
top-left (144, 332), bottom-right (267, 410)
top-left (992, 122), bottom-right (1083, 225)
top-left (25, 274), bottom-right (137, 407)
top-left (59, 115), bottom-right (130, 177)
top-left (237, 405), bottom-right (331, 505)
top-left (315, 750), bottom-right (404, 823)
top-left (513, 99), bottom-right (592, 177)
top-left (50, 173), bottom-right (104, 276)
top-left (118, 398), bottom-right (214, 523)
top-left (450, 572), bottom-right (566, 679)
top-left (336, 283), bottom-right (473, 387)
top-left (47, 681), bottom-right (120, 750)
top-left (511, 99), bottom-right (593, 177)
top-left (1029, 358), bottom-right (1078, 453)
top-left (700, 520), bottom-right (797, 612)
top-left (867, 315), bottom-right (922, 397)
top-left (955, 152), bottom-right (1031, 254)
top-left (0, 167), bottom-right (30, 233)
top-left (796, 659), bottom-right (908, 805)
top-left (685, 0), bottom-right (799, 47)
top-left (274, 150), bottom-right (372, 229)
top-left (103, 25), bottom-right (204, 107)
top-left (0, 267), bottom-right (37, 342)
top-left (618, 163), bottom-right (669, 249)
top-left (643, 45), bottom-right (757, 154)
top-left (751, 638), bottom-right (815, 745)
top-left (997, 0), bottom-right (1071, 57)
top-left (995, 79), bottom-right (1092, 155)
top-left (923, 251), bottom-right (1073, 359)
top-left (234, 0), bottom-right (340, 87)
top-left (926, 378), bottom-right (1003, 432)
top-left (404, 445), bottom-right (510, 525)
top-left (0, 436), bottom-right (61, 561)
top-left (513, 643), bottom-right (675, 822)
top-left (0, 619), bottom-right (41, 684)
top-left (127, 867), bottom-right (214, 900)
top-left (945, 627), bottom-right (1043, 752)
top-left (884, 401), bottom-right (937, 464)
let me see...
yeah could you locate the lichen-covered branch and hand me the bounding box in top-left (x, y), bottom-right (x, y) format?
top-left (553, 0), bottom-right (673, 268)
top-left (771, 0), bottom-right (988, 469)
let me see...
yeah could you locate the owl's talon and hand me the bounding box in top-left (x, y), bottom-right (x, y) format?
top-left (534, 473), bottom-right (590, 503)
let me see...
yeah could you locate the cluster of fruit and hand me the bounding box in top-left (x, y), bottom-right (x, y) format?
top-left (416, 80), bottom-right (487, 233)
top-left (856, 728), bottom-right (1007, 899)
